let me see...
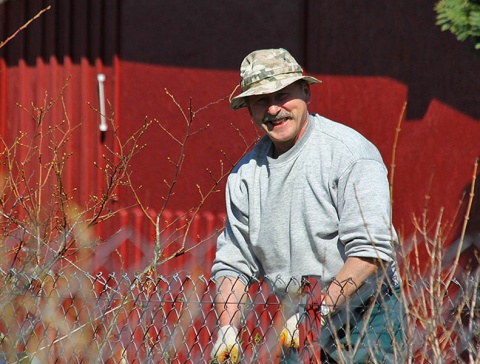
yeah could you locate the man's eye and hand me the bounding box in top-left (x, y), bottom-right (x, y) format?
top-left (254, 98), bottom-right (268, 105)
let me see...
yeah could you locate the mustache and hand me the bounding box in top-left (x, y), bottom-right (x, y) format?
top-left (262, 112), bottom-right (292, 123)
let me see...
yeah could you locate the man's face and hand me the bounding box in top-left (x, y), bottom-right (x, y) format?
top-left (247, 81), bottom-right (311, 157)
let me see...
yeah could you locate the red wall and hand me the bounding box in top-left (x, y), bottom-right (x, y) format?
top-left (117, 61), bottom-right (480, 260)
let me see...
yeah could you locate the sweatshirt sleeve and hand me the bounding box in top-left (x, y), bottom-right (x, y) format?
top-left (211, 162), bottom-right (260, 284)
top-left (336, 158), bottom-right (397, 262)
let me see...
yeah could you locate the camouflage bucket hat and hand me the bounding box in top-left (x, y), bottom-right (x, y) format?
top-left (230, 48), bottom-right (321, 110)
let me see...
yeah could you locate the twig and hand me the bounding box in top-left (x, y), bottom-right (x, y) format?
top-left (444, 158), bottom-right (478, 284)
top-left (389, 102), bottom-right (406, 205)
top-left (0, 6), bottom-right (51, 50)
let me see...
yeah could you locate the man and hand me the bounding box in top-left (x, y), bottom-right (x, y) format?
top-left (210, 48), bottom-right (404, 363)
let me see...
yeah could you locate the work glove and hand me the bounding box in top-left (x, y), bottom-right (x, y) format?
top-left (210, 325), bottom-right (241, 363)
top-left (278, 313), bottom-right (300, 353)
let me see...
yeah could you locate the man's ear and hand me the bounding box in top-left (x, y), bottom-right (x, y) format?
top-left (303, 83), bottom-right (312, 103)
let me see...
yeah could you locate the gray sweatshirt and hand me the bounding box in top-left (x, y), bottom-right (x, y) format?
top-left (212, 114), bottom-right (397, 294)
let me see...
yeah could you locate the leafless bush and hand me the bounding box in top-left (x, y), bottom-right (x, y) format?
top-left (0, 69), bottom-right (256, 362)
top-left (397, 159), bottom-right (479, 363)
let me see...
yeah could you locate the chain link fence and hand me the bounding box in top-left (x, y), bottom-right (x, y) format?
top-left (0, 266), bottom-right (479, 363)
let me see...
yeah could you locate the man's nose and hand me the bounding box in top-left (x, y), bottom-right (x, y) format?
top-left (267, 103), bottom-right (282, 115)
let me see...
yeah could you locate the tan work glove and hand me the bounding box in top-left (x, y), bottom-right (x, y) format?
top-left (210, 325), bottom-right (241, 363)
top-left (278, 313), bottom-right (300, 354)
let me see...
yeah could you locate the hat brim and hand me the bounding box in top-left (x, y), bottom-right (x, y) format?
top-left (230, 75), bottom-right (321, 110)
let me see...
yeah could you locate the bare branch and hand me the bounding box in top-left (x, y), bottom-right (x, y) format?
top-left (0, 6), bottom-right (51, 50)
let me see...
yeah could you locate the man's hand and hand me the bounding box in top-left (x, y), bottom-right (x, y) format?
top-left (210, 325), bottom-right (241, 363)
top-left (278, 313), bottom-right (300, 354)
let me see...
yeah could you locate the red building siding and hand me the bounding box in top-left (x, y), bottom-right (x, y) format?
top-left (1, 0), bottom-right (479, 278)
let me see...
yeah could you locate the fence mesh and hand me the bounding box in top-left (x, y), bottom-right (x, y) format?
top-left (0, 267), bottom-right (479, 363)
